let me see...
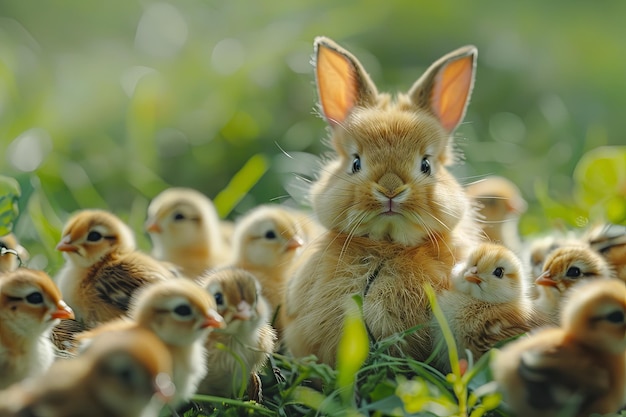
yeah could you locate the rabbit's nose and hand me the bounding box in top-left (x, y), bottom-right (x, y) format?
top-left (378, 173), bottom-right (404, 197)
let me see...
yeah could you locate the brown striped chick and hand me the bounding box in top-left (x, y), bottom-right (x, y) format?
top-left (78, 278), bottom-right (224, 408)
top-left (0, 327), bottom-right (175, 417)
top-left (231, 204), bottom-right (306, 333)
top-left (534, 245), bottom-right (614, 325)
top-left (586, 222), bottom-right (626, 283)
top-left (432, 243), bottom-right (534, 373)
top-left (0, 233), bottom-right (29, 273)
top-left (466, 176), bottom-right (527, 252)
top-left (492, 279), bottom-right (626, 417)
top-left (197, 268), bottom-right (276, 399)
top-left (524, 234), bottom-right (585, 299)
top-left (55, 209), bottom-right (177, 328)
top-left (0, 268), bottom-right (74, 389)
top-left (145, 187), bottom-right (229, 280)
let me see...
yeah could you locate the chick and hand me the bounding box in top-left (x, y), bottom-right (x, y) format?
top-left (466, 176), bottom-right (527, 252)
top-left (492, 278), bottom-right (626, 417)
top-left (55, 209), bottom-right (176, 328)
top-left (197, 267), bottom-right (276, 400)
top-left (78, 278), bottom-right (224, 407)
top-left (145, 187), bottom-right (229, 280)
top-left (433, 243), bottom-right (535, 372)
top-left (0, 268), bottom-right (74, 389)
top-left (534, 245), bottom-right (614, 325)
top-left (585, 222), bottom-right (626, 283)
top-left (0, 327), bottom-right (175, 417)
top-left (230, 204), bottom-right (308, 333)
top-left (0, 233), bottom-right (29, 273)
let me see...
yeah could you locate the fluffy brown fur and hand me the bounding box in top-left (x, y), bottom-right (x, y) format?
top-left (283, 37), bottom-right (480, 366)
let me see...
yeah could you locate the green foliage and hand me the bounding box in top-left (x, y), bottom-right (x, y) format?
top-left (0, 175), bottom-right (20, 236)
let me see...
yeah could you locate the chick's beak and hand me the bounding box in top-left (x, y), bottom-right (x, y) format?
top-left (145, 220), bottom-right (162, 233)
top-left (535, 271), bottom-right (559, 287)
top-left (56, 236), bottom-right (78, 253)
top-left (465, 275), bottom-right (482, 285)
top-left (285, 236), bottom-right (304, 251)
top-left (51, 300), bottom-right (75, 320)
top-left (201, 309), bottom-right (225, 329)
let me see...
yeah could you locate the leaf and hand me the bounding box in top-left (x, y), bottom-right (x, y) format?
top-left (0, 176), bottom-right (21, 236)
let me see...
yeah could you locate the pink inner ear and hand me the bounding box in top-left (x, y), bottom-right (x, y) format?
top-left (316, 46), bottom-right (358, 126)
top-left (431, 56), bottom-right (474, 133)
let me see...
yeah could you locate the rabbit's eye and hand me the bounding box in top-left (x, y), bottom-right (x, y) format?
top-left (566, 266), bottom-right (582, 278)
top-left (492, 267), bottom-right (504, 279)
top-left (351, 155), bottom-right (361, 173)
top-left (420, 157), bottom-right (431, 175)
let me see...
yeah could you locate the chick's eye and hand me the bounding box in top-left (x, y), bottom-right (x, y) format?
top-left (566, 266), bottom-right (581, 278)
top-left (86, 231), bottom-right (102, 242)
top-left (420, 157), bottom-right (431, 175)
top-left (606, 310), bottom-right (625, 324)
top-left (173, 212), bottom-right (185, 221)
top-left (492, 267), bottom-right (504, 279)
top-left (25, 292), bottom-right (44, 304)
top-left (173, 304), bottom-right (192, 317)
top-left (264, 230), bottom-right (277, 239)
top-left (351, 155), bottom-right (361, 174)
top-left (214, 292), bottom-right (224, 306)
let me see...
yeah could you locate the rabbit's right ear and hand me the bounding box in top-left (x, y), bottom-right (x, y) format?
top-left (314, 37), bottom-right (378, 127)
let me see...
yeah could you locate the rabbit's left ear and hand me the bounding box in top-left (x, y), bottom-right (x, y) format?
top-left (409, 46), bottom-right (477, 133)
top-left (314, 36), bottom-right (378, 127)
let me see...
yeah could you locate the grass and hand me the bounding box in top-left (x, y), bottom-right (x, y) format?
top-left (180, 290), bottom-right (506, 417)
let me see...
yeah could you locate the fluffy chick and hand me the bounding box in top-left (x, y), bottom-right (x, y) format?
top-left (55, 209), bottom-right (176, 328)
top-left (0, 233), bottom-right (29, 273)
top-left (230, 204), bottom-right (307, 333)
top-left (534, 245), bottom-right (614, 325)
top-left (0, 268), bottom-right (74, 389)
top-left (466, 176), bottom-right (527, 252)
top-left (145, 187), bottom-right (229, 279)
top-left (433, 243), bottom-right (535, 372)
top-left (585, 222), bottom-right (626, 283)
top-left (78, 278), bottom-right (224, 408)
top-left (197, 267), bottom-right (276, 400)
top-left (492, 279), bottom-right (626, 417)
top-left (0, 327), bottom-right (175, 417)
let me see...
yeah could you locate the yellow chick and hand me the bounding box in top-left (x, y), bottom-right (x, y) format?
top-left (0, 268), bottom-right (74, 389)
top-left (55, 209), bottom-right (177, 328)
top-left (0, 233), bottom-right (29, 273)
top-left (145, 187), bottom-right (229, 280)
top-left (231, 204), bottom-right (307, 333)
top-left (534, 245), bottom-right (614, 325)
top-left (491, 278), bottom-right (626, 417)
top-left (0, 327), bottom-right (175, 417)
top-left (433, 243), bottom-right (535, 372)
top-left (197, 267), bottom-right (276, 400)
top-left (466, 176), bottom-right (527, 252)
top-left (78, 278), bottom-right (224, 408)
top-left (585, 222), bottom-right (626, 283)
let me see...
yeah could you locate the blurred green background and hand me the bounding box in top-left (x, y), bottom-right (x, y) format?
top-left (1, 0), bottom-right (625, 274)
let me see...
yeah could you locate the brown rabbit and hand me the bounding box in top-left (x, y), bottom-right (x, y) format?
top-left (283, 37), bottom-right (480, 367)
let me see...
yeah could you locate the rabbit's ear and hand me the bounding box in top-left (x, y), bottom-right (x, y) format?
top-left (408, 45), bottom-right (477, 133)
top-left (314, 37), bottom-right (378, 126)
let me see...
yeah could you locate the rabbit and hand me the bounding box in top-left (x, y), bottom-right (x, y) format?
top-left (283, 36), bottom-right (480, 367)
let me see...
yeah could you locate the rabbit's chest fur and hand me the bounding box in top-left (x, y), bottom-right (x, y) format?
top-left (285, 232), bottom-right (457, 366)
